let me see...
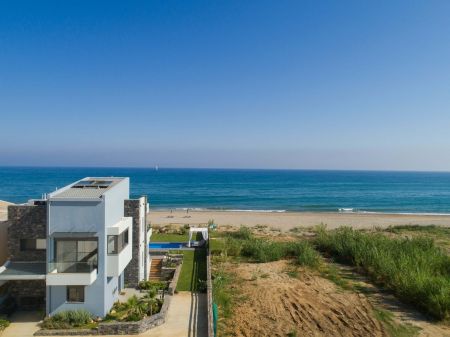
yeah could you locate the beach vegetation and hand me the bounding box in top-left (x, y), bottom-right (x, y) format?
top-left (314, 227), bottom-right (450, 320)
top-left (373, 308), bottom-right (420, 337)
top-left (214, 228), bottom-right (321, 268)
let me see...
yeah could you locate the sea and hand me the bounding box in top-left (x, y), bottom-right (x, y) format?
top-left (1, 167), bottom-right (450, 214)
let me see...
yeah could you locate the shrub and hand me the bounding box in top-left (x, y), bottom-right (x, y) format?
top-left (41, 309), bottom-right (92, 329)
top-left (228, 226), bottom-right (253, 240)
top-left (285, 241), bottom-right (320, 268)
top-left (106, 293), bottom-right (163, 322)
top-left (138, 280), bottom-right (168, 291)
top-left (241, 238), bottom-right (284, 262)
top-left (315, 227), bottom-right (450, 320)
top-left (0, 319), bottom-right (10, 330)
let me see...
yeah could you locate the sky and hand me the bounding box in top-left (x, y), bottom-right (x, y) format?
top-left (1, 1), bottom-right (450, 170)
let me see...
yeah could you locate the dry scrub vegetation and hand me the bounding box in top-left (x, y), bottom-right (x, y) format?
top-left (210, 225), bottom-right (450, 337)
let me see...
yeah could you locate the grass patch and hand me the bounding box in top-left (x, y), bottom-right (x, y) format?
top-left (150, 232), bottom-right (189, 242)
top-left (176, 249), bottom-right (207, 292)
top-left (373, 308), bottom-right (420, 337)
top-left (386, 225), bottom-right (450, 236)
top-left (315, 227), bottom-right (450, 320)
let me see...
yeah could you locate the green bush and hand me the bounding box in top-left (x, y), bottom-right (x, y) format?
top-left (285, 241), bottom-right (320, 268)
top-left (228, 226), bottom-right (253, 240)
top-left (106, 293), bottom-right (163, 322)
top-left (41, 309), bottom-right (92, 329)
top-left (238, 237), bottom-right (321, 266)
top-left (0, 319), bottom-right (10, 330)
top-left (315, 227), bottom-right (450, 320)
top-left (138, 280), bottom-right (168, 291)
top-left (241, 238), bottom-right (284, 262)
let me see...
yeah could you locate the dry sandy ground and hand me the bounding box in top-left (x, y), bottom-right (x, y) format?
top-left (0, 200), bottom-right (13, 221)
top-left (220, 260), bottom-right (387, 337)
top-left (149, 209), bottom-right (450, 230)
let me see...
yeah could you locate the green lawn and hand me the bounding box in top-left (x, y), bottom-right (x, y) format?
top-left (176, 249), bottom-right (207, 292)
top-left (150, 233), bottom-right (189, 242)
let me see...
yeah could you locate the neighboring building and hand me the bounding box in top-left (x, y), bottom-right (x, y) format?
top-left (0, 177), bottom-right (150, 317)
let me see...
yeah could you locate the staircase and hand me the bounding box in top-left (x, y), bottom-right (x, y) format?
top-left (149, 258), bottom-right (163, 280)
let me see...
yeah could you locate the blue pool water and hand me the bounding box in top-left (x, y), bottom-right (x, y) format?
top-left (1, 167), bottom-right (450, 213)
top-left (149, 242), bottom-right (187, 249)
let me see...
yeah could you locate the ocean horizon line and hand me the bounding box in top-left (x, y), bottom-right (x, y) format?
top-left (1, 165), bottom-right (450, 174)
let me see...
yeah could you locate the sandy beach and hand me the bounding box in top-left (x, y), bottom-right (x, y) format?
top-left (148, 209), bottom-right (450, 230)
top-left (0, 200), bottom-right (13, 221)
top-left (2, 201), bottom-right (450, 230)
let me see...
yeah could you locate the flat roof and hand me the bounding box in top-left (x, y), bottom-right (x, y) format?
top-left (49, 177), bottom-right (126, 199)
top-left (0, 262), bottom-right (46, 280)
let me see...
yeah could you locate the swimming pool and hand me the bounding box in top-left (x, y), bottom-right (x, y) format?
top-left (149, 242), bottom-right (187, 249)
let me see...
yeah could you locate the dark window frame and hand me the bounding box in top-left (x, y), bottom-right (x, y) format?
top-left (107, 229), bottom-right (129, 255)
top-left (54, 237), bottom-right (98, 271)
top-left (66, 286), bottom-right (85, 303)
top-left (20, 239), bottom-right (45, 251)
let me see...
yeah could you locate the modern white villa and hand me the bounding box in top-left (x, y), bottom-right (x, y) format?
top-left (0, 177), bottom-right (150, 317)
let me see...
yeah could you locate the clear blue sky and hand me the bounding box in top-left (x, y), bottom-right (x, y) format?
top-left (1, 1), bottom-right (450, 170)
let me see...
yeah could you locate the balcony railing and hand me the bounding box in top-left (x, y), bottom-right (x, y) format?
top-left (48, 261), bottom-right (97, 274)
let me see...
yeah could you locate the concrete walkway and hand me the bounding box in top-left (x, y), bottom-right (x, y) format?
top-left (43, 291), bottom-right (208, 337)
top-left (1, 311), bottom-right (42, 337)
top-left (140, 291), bottom-right (208, 337)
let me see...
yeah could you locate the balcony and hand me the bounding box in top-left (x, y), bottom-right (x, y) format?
top-left (107, 217), bottom-right (133, 277)
top-left (46, 261), bottom-right (97, 286)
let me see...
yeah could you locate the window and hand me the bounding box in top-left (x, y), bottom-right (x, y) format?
top-left (107, 229), bottom-right (129, 255)
top-left (20, 239), bottom-right (46, 251)
top-left (67, 286), bottom-right (84, 303)
top-left (54, 238), bottom-right (98, 273)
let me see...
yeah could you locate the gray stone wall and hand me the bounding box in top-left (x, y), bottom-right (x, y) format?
top-left (124, 197), bottom-right (148, 287)
top-left (10, 280), bottom-right (46, 310)
top-left (7, 205), bottom-right (47, 262)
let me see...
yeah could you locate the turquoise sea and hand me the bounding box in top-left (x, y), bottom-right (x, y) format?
top-left (1, 167), bottom-right (450, 214)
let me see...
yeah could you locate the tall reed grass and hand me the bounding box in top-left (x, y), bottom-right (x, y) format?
top-left (222, 227), bottom-right (320, 268)
top-left (315, 227), bottom-right (450, 320)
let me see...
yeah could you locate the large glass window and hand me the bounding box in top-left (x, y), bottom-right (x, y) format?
top-left (67, 286), bottom-right (84, 303)
top-left (107, 229), bottom-right (129, 255)
top-left (54, 238), bottom-right (98, 273)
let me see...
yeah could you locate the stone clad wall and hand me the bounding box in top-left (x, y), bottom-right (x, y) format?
top-left (124, 197), bottom-right (148, 287)
top-left (10, 280), bottom-right (46, 310)
top-left (7, 205), bottom-right (47, 262)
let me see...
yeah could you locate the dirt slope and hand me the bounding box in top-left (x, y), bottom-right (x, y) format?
top-left (223, 261), bottom-right (387, 337)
